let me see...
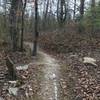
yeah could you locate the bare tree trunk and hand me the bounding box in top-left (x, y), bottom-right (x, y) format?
top-left (33, 0), bottom-right (39, 56)
top-left (73, 0), bottom-right (76, 19)
top-left (3, 0), bottom-right (7, 29)
top-left (20, 0), bottom-right (27, 51)
top-left (10, 0), bottom-right (19, 51)
top-left (80, 0), bottom-right (85, 18)
top-left (91, 0), bottom-right (96, 36)
top-left (57, 0), bottom-right (66, 27)
top-left (43, 0), bottom-right (49, 29)
top-left (78, 0), bottom-right (85, 33)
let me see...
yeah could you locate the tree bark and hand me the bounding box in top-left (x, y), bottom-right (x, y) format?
top-left (57, 0), bottom-right (66, 27)
top-left (73, 0), bottom-right (76, 19)
top-left (80, 0), bottom-right (85, 18)
top-left (33, 0), bottom-right (39, 56)
top-left (43, 0), bottom-right (49, 29)
top-left (78, 0), bottom-right (85, 33)
top-left (91, 0), bottom-right (96, 36)
top-left (9, 0), bottom-right (19, 51)
top-left (20, 0), bottom-right (27, 51)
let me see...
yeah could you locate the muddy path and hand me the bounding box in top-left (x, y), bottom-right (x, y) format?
top-left (25, 42), bottom-right (62, 100)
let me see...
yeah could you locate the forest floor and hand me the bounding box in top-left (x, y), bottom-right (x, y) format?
top-left (0, 42), bottom-right (65, 100)
top-left (0, 42), bottom-right (100, 100)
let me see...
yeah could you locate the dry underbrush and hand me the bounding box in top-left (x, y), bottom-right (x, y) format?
top-left (40, 31), bottom-right (100, 54)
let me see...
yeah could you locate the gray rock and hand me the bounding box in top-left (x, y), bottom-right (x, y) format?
top-left (75, 96), bottom-right (83, 100)
top-left (83, 57), bottom-right (97, 66)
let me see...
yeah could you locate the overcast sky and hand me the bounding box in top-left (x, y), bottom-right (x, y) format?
top-left (0, 0), bottom-right (99, 15)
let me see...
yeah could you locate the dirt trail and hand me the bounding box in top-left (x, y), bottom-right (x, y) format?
top-left (25, 42), bottom-right (62, 100)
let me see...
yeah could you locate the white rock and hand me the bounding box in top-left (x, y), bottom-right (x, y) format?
top-left (51, 74), bottom-right (56, 79)
top-left (16, 65), bottom-right (29, 70)
top-left (8, 87), bottom-right (18, 96)
top-left (9, 81), bottom-right (17, 84)
top-left (83, 57), bottom-right (97, 66)
top-left (25, 91), bottom-right (29, 98)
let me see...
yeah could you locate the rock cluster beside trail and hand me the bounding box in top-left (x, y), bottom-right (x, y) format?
top-left (0, 51), bottom-right (40, 100)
